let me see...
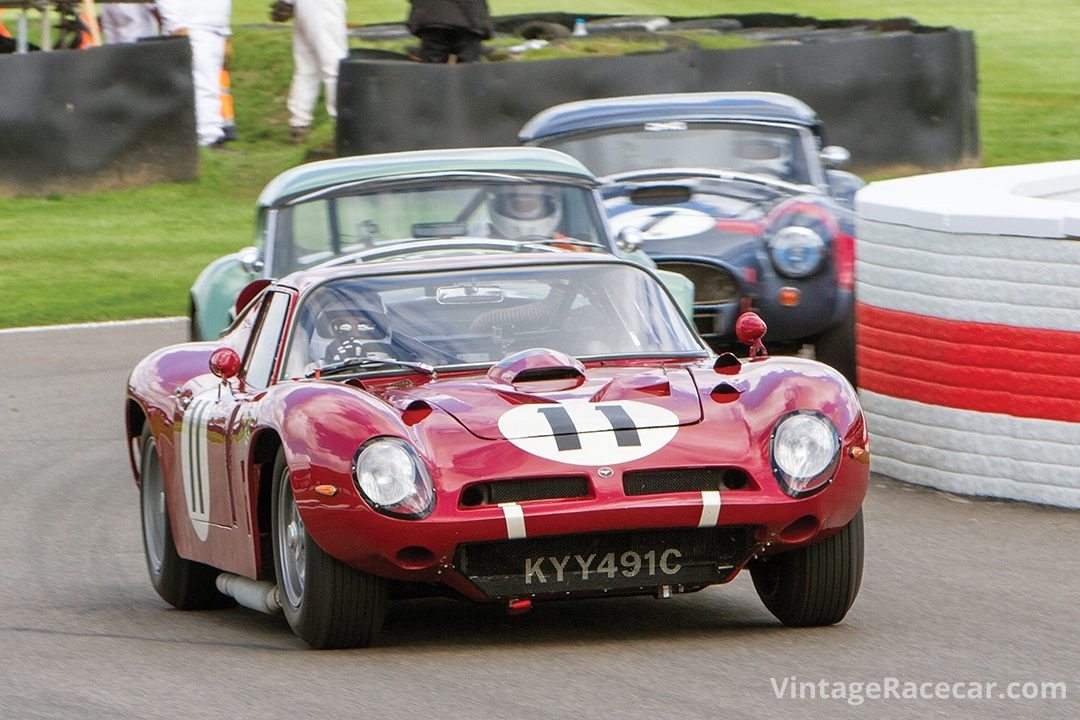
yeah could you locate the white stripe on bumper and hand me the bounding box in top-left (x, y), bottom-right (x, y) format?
top-left (698, 490), bottom-right (721, 528)
top-left (500, 502), bottom-right (527, 539)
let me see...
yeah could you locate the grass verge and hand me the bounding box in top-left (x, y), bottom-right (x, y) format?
top-left (0, 1), bottom-right (1077, 327)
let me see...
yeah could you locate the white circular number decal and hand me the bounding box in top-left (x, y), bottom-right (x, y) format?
top-left (608, 207), bottom-right (715, 240)
top-left (498, 399), bottom-right (679, 466)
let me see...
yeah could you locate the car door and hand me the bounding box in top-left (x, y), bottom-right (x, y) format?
top-left (219, 290), bottom-right (294, 574)
top-left (171, 291), bottom-right (290, 566)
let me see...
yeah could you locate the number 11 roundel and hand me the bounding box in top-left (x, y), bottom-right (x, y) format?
top-left (497, 399), bottom-right (680, 466)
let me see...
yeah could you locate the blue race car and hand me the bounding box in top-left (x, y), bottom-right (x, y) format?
top-left (521, 92), bottom-right (864, 383)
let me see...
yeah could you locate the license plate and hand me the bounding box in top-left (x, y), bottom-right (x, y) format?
top-left (524, 548), bottom-right (686, 586)
top-left (456, 527), bottom-right (752, 597)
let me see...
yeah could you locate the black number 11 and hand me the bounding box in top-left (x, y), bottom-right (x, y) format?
top-left (536, 406), bottom-right (642, 451)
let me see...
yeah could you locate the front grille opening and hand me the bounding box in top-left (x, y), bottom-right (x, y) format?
top-left (657, 261), bottom-right (739, 305)
top-left (623, 467), bottom-right (751, 496)
top-left (460, 476), bottom-right (590, 507)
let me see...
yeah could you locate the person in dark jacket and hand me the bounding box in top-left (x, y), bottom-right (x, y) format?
top-left (406, 0), bottom-right (493, 63)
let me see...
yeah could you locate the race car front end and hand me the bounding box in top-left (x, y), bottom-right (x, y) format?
top-left (290, 356), bottom-right (869, 606)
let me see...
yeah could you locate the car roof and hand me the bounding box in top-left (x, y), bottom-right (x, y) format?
top-left (278, 251), bottom-right (636, 296)
top-left (257, 147), bottom-right (598, 208)
top-left (519, 92), bottom-right (821, 142)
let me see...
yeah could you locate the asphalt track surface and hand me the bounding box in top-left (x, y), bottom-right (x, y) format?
top-left (0, 320), bottom-right (1076, 720)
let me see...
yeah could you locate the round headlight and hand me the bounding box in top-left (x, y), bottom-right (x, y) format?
top-left (768, 226), bottom-right (826, 278)
top-left (771, 411), bottom-right (841, 497)
top-left (354, 438), bottom-right (434, 518)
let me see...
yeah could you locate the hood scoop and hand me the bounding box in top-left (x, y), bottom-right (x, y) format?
top-left (590, 371), bottom-right (671, 401)
top-left (487, 348), bottom-right (586, 392)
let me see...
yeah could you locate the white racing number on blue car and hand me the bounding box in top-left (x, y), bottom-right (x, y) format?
top-left (608, 206), bottom-right (715, 240)
top-left (497, 399), bottom-right (679, 466)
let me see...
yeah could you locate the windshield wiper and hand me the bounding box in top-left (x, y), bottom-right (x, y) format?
top-left (307, 356), bottom-right (436, 379)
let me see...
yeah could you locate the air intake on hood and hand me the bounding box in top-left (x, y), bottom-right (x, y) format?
top-left (487, 348), bottom-right (586, 390)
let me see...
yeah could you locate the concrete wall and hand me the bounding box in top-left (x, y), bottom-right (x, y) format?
top-left (855, 161), bottom-right (1080, 508)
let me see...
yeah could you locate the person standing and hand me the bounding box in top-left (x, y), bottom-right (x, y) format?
top-left (100, 3), bottom-right (159, 45)
top-left (269, 0), bottom-right (348, 143)
top-left (406, 0), bottom-right (492, 63)
top-left (157, 0), bottom-right (232, 147)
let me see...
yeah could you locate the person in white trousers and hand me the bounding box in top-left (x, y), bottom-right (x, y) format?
top-left (270, 0), bottom-right (348, 142)
top-left (157, 0), bottom-right (232, 147)
top-left (100, 4), bottom-right (159, 45)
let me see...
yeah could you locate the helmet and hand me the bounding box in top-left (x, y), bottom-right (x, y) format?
top-left (735, 134), bottom-right (793, 180)
top-left (489, 186), bottom-right (562, 239)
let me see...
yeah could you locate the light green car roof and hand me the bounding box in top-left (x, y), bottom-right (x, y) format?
top-left (257, 147), bottom-right (598, 208)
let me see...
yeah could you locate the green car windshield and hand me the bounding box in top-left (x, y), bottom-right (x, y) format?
top-left (538, 123), bottom-right (814, 186)
top-left (282, 263), bottom-right (705, 378)
top-left (267, 180), bottom-right (610, 275)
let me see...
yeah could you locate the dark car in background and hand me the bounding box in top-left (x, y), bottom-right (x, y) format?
top-left (520, 92), bottom-right (864, 383)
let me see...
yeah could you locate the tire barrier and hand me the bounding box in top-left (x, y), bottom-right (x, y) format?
top-left (0, 37), bottom-right (197, 197)
top-left (337, 13), bottom-right (978, 176)
top-left (855, 161), bottom-right (1080, 508)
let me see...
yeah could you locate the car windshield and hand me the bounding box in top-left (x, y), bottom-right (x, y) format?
top-left (282, 263), bottom-right (704, 377)
top-left (538, 123), bottom-right (814, 185)
top-left (270, 180), bottom-right (610, 275)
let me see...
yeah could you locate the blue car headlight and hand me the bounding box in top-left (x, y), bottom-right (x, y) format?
top-left (770, 411), bottom-right (841, 497)
top-left (768, 226), bottom-right (826, 278)
top-left (353, 437), bottom-right (434, 519)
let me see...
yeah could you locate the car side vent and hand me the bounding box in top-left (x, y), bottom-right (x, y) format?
top-left (623, 467), bottom-right (751, 496)
top-left (460, 476), bottom-right (591, 507)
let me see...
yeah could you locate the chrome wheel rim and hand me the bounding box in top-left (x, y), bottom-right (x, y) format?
top-left (140, 436), bottom-right (167, 575)
top-left (276, 469), bottom-right (306, 609)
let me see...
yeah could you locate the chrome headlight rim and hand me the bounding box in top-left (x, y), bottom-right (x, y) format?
top-left (767, 225), bottom-right (827, 279)
top-left (770, 410), bottom-right (842, 498)
top-left (352, 436), bottom-right (435, 519)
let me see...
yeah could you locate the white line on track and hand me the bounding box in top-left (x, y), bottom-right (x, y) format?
top-left (0, 317), bottom-right (187, 335)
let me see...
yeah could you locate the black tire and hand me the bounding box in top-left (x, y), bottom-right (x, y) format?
top-left (750, 509), bottom-right (864, 627)
top-left (814, 304), bottom-right (856, 386)
top-left (513, 20), bottom-right (571, 40)
top-left (139, 424), bottom-right (230, 610)
top-left (271, 449), bottom-right (387, 649)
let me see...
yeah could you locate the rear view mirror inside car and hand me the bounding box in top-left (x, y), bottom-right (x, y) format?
top-left (436, 285), bottom-right (505, 305)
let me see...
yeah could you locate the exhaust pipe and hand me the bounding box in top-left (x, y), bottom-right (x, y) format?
top-left (216, 573), bottom-right (282, 614)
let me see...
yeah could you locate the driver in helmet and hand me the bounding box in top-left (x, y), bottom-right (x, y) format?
top-left (487, 185), bottom-right (563, 240)
top-left (320, 307), bottom-right (392, 365)
top-left (735, 134), bottom-right (793, 181)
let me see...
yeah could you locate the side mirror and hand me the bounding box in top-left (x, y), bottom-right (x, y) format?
top-left (209, 346), bottom-right (242, 380)
top-left (615, 226), bottom-right (644, 253)
top-left (819, 145), bottom-right (851, 169)
top-left (238, 247), bottom-right (265, 275)
top-left (735, 311), bottom-right (768, 359)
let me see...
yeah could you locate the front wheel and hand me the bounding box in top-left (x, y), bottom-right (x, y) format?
top-left (139, 424), bottom-right (230, 609)
top-left (271, 449), bottom-right (387, 649)
top-left (750, 509), bottom-right (864, 627)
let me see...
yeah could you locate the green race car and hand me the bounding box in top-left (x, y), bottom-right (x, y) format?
top-left (190, 147), bottom-right (694, 340)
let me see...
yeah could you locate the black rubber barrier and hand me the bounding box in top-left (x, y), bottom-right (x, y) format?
top-left (0, 37), bottom-right (197, 197)
top-left (337, 14), bottom-right (978, 175)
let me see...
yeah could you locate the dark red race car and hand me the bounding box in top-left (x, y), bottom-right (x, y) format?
top-left (126, 250), bottom-right (869, 648)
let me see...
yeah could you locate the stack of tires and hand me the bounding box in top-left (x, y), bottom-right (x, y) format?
top-left (855, 161), bottom-right (1080, 508)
